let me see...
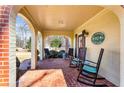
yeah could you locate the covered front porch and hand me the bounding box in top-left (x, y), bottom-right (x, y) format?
top-left (0, 5), bottom-right (124, 87)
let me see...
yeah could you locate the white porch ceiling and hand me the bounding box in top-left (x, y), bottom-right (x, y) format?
top-left (24, 5), bottom-right (104, 31)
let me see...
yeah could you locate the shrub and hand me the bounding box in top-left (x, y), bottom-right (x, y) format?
top-left (50, 37), bottom-right (62, 48)
top-left (26, 37), bottom-right (31, 50)
top-left (37, 50), bottom-right (40, 61)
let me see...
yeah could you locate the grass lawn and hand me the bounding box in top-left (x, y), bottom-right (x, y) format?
top-left (16, 52), bottom-right (31, 63)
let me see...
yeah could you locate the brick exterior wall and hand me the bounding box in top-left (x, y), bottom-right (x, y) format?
top-left (0, 5), bottom-right (11, 86)
top-left (0, 5), bottom-right (37, 86)
top-left (0, 5), bottom-right (41, 87)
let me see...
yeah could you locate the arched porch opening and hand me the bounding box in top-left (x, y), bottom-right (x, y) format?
top-left (8, 6), bottom-right (38, 86)
top-left (16, 14), bottom-right (32, 63)
top-left (45, 35), bottom-right (71, 53)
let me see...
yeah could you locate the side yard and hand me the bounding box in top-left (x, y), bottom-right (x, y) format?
top-left (16, 52), bottom-right (31, 63)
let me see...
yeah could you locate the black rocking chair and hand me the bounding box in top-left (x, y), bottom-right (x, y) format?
top-left (77, 48), bottom-right (106, 86)
top-left (67, 48), bottom-right (74, 59)
top-left (44, 48), bottom-right (52, 59)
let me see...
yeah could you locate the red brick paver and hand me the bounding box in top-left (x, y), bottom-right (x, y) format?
top-left (37, 58), bottom-right (116, 87)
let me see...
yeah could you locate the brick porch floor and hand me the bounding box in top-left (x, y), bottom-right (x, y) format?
top-left (36, 58), bottom-right (116, 87)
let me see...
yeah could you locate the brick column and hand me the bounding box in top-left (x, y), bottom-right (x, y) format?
top-left (0, 5), bottom-right (11, 86)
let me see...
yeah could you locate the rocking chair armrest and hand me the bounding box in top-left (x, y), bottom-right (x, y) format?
top-left (85, 60), bottom-right (97, 64)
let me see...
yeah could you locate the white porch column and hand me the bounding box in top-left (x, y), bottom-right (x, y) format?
top-left (31, 31), bottom-right (37, 69)
top-left (120, 17), bottom-right (124, 86)
top-left (37, 31), bottom-right (43, 60)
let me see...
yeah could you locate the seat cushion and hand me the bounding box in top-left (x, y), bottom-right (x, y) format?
top-left (83, 65), bottom-right (97, 73)
top-left (71, 60), bottom-right (79, 64)
top-left (73, 58), bottom-right (79, 61)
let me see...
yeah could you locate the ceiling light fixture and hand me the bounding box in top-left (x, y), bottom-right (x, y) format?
top-left (58, 20), bottom-right (64, 24)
